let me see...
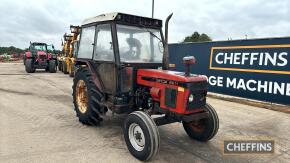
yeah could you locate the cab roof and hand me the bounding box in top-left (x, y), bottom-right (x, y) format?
top-left (31, 42), bottom-right (47, 45)
top-left (82, 12), bottom-right (119, 25)
top-left (82, 12), bottom-right (162, 28)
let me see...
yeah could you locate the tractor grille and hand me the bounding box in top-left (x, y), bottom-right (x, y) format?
top-left (38, 55), bottom-right (47, 61)
top-left (164, 88), bottom-right (177, 108)
top-left (186, 81), bottom-right (207, 110)
top-left (188, 81), bottom-right (208, 91)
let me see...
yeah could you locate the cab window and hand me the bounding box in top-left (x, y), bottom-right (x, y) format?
top-left (94, 24), bottom-right (114, 61)
top-left (78, 26), bottom-right (95, 59)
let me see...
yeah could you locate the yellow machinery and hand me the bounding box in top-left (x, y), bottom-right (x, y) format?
top-left (62, 33), bottom-right (73, 74)
top-left (65, 25), bottom-right (80, 77)
top-left (57, 33), bottom-right (72, 72)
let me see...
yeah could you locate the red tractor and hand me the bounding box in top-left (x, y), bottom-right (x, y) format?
top-left (24, 42), bottom-right (57, 73)
top-left (73, 13), bottom-right (219, 161)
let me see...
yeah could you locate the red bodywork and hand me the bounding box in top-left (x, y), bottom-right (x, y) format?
top-left (137, 69), bottom-right (207, 115)
top-left (47, 53), bottom-right (52, 60)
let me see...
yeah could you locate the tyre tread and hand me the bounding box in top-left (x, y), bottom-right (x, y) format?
top-left (72, 67), bottom-right (103, 126)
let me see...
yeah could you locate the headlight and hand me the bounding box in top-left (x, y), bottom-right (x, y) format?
top-left (188, 94), bottom-right (194, 102)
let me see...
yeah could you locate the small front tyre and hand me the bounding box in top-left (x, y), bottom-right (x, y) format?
top-left (69, 62), bottom-right (75, 77)
top-left (25, 59), bottom-right (35, 73)
top-left (58, 60), bottom-right (63, 71)
top-left (124, 111), bottom-right (160, 161)
top-left (182, 103), bottom-right (219, 142)
top-left (63, 62), bottom-right (68, 74)
top-left (48, 60), bottom-right (57, 73)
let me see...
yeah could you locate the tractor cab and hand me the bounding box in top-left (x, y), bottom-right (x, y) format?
top-left (76, 13), bottom-right (164, 95)
top-left (47, 44), bottom-right (55, 53)
top-left (70, 25), bottom-right (81, 58)
top-left (72, 41), bottom-right (79, 58)
top-left (47, 44), bottom-right (57, 59)
top-left (30, 42), bottom-right (47, 54)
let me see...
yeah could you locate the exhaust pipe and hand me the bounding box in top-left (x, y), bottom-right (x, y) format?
top-left (162, 13), bottom-right (173, 70)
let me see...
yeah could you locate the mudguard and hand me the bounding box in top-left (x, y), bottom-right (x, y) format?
top-left (25, 51), bottom-right (32, 59)
top-left (75, 59), bottom-right (104, 93)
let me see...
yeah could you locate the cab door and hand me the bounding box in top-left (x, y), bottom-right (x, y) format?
top-left (93, 23), bottom-right (117, 94)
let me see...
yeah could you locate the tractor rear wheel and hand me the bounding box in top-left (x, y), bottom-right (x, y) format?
top-left (49, 60), bottom-right (57, 73)
top-left (72, 67), bottom-right (103, 125)
top-left (63, 62), bottom-right (68, 74)
top-left (182, 103), bottom-right (219, 142)
top-left (124, 111), bottom-right (160, 161)
top-left (25, 59), bottom-right (35, 73)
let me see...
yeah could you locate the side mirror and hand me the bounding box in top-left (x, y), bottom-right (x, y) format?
top-left (183, 56), bottom-right (196, 76)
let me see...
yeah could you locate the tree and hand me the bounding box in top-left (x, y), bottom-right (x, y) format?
top-left (0, 46), bottom-right (25, 55)
top-left (183, 31), bottom-right (212, 43)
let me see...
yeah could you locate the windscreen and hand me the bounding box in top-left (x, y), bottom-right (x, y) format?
top-left (117, 25), bottom-right (163, 63)
top-left (33, 45), bottom-right (47, 51)
top-left (47, 45), bottom-right (54, 53)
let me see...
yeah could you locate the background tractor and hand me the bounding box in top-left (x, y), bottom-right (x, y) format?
top-left (47, 44), bottom-right (57, 61)
top-left (72, 13), bottom-right (219, 161)
top-left (24, 42), bottom-right (57, 73)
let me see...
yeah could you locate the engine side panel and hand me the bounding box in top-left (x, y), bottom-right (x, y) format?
top-left (137, 69), bottom-right (207, 114)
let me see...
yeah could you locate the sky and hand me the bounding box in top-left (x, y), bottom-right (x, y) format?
top-left (0, 0), bottom-right (289, 49)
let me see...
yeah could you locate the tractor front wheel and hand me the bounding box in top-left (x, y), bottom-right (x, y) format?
top-left (72, 68), bottom-right (103, 125)
top-left (182, 103), bottom-right (219, 142)
top-left (25, 59), bottom-right (35, 73)
top-left (69, 63), bottom-right (75, 77)
top-left (124, 111), bottom-right (160, 161)
top-left (49, 60), bottom-right (57, 73)
top-left (58, 60), bottom-right (63, 71)
top-left (63, 62), bottom-right (68, 74)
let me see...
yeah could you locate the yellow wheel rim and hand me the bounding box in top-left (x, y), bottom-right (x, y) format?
top-left (76, 80), bottom-right (88, 113)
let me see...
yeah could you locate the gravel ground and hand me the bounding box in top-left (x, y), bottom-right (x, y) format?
top-left (0, 63), bottom-right (289, 163)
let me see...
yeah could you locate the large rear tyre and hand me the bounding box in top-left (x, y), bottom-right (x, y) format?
top-left (72, 68), bottom-right (103, 125)
top-left (182, 103), bottom-right (219, 142)
top-left (25, 59), bottom-right (35, 73)
top-left (124, 111), bottom-right (160, 161)
top-left (63, 62), bottom-right (68, 74)
top-left (49, 60), bottom-right (57, 73)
